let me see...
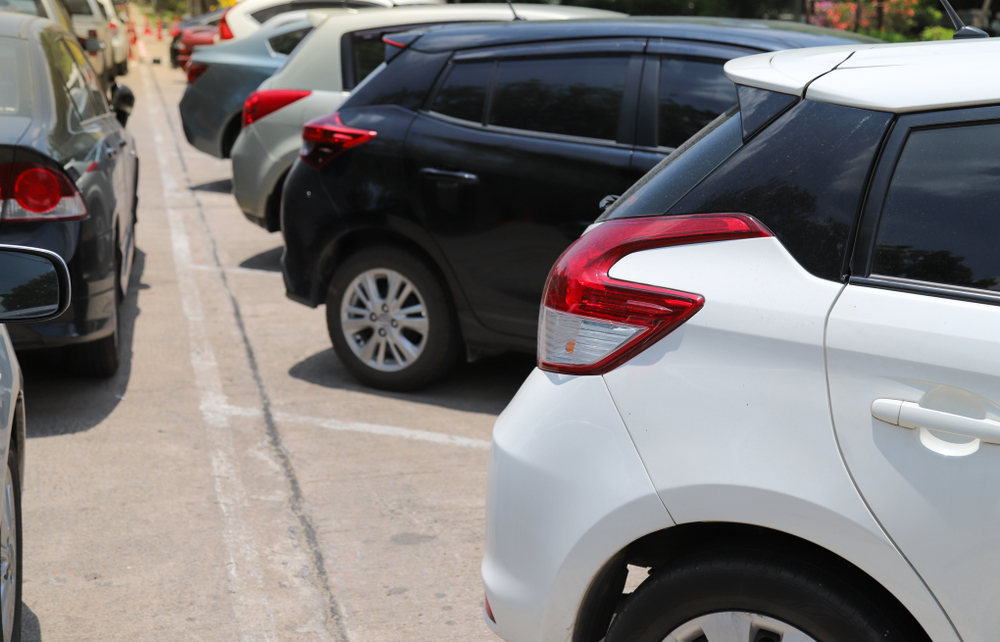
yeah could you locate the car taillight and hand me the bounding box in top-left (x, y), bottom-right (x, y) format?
top-left (299, 112), bottom-right (376, 168)
top-left (108, 22), bottom-right (117, 31)
top-left (242, 89), bottom-right (311, 128)
top-left (0, 163), bottom-right (87, 222)
top-left (538, 213), bottom-right (772, 375)
top-left (218, 7), bottom-right (233, 39)
top-left (187, 61), bottom-right (209, 84)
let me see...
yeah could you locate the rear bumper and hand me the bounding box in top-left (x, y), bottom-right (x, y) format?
top-left (483, 369), bottom-right (672, 642)
top-left (232, 124), bottom-right (288, 225)
top-left (179, 83), bottom-right (230, 158)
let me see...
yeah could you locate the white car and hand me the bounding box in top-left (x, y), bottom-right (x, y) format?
top-left (63, 0), bottom-right (115, 82)
top-left (230, 2), bottom-right (622, 232)
top-left (484, 36), bottom-right (1000, 642)
top-left (218, 0), bottom-right (442, 41)
top-left (95, 0), bottom-right (127, 75)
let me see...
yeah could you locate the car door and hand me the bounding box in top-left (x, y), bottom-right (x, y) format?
top-left (631, 40), bottom-right (747, 177)
top-left (826, 107), bottom-right (1000, 642)
top-left (404, 40), bottom-right (643, 338)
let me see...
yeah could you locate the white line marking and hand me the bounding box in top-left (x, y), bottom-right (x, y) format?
top-left (143, 66), bottom-right (279, 642)
top-left (188, 264), bottom-right (283, 277)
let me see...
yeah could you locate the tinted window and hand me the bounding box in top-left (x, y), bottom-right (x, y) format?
top-left (63, 0), bottom-right (91, 15)
top-left (51, 40), bottom-right (96, 120)
top-left (0, 0), bottom-right (43, 17)
top-left (737, 84), bottom-right (797, 142)
top-left (0, 38), bottom-right (31, 117)
top-left (658, 57), bottom-right (737, 149)
top-left (872, 123), bottom-right (1000, 291)
top-left (430, 61), bottom-right (491, 123)
top-left (65, 40), bottom-right (108, 115)
top-left (343, 48), bottom-right (449, 111)
top-left (489, 56), bottom-right (629, 141)
top-left (251, 3), bottom-right (291, 24)
top-left (268, 26), bottom-right (311, 55)
top-left (350, 31), bottom-right (386, 88)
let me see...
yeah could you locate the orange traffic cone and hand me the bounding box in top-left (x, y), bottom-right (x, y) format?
top-left (143, 16), bottom-right (151, 36)
top-left (156, 17), bottom-right (162, 41)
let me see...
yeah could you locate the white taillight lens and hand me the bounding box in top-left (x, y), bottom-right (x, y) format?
top-left (0, 163), bottom-right (88, 222)
top-left (538, 213), bottom-right (772, 375)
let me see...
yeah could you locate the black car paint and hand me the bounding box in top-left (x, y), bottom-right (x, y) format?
top-left (281, 18), bottom-right (880, 359)
top-left (0, 17), bottom-right (137, 349)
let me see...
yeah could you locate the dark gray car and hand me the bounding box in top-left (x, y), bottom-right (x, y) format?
top-left (179, 10), bottom-right (314, 159)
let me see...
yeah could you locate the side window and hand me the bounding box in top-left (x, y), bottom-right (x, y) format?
top-left (64, 39), bottom-right (108, 116)
top-left (658, 57), bottom-right (737, 149)
top-left (350, 30), bottom-right (386, 87)
top-left (50, 39), bottom-right (97, 121)
top-left (268, 26), bottom-right (311, 56)
top-left (488, 56), bottom-right (629, 141)
top-left (429, 61), bottom-right (492, 124)
top-left (872, 122), bottom-right (1000, 291)
top-left (62, 0), bottom-right (91, 14)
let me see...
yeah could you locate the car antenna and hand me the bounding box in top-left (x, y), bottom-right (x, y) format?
top-left (939, 0), bottom-right (989, 38)
top-left (505, 0), bottom-right (525, 21)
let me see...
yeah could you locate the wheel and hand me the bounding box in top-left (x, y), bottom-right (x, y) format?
top-left (605, 545), bottom-right (926, 642)
top-left (65, 236), bottom-right (122, 377)
top-left (1, 447), bottom-right (22, 642)
top-left (326, 247), bottom-right (460, 391)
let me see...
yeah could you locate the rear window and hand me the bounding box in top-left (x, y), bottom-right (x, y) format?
top-left (63, 0), bottom-right (91, 15)
top-left (605, 96), bottom-right (895, 282)
top-left (0, 0), bottom-right (43, 17)
top-left (268, 26), bottom-right (311, 55)
top-left (0, 38), bottom-right (31, 118)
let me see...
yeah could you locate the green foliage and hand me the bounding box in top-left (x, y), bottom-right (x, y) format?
top-left (920, 25), bottom-right (955, 39)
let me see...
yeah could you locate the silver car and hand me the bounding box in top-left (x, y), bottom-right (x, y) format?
top-left (230, 3), bottom-right (622, 232)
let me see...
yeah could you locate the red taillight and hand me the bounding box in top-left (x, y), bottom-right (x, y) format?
top-left (484, 593), bottom-right (495, 623)
top-left (0, 163), bottom-right (88, 222)
top-left (538, 213), bottom-right (772, 375)
top-left (218, 7), bottom-right (233, 40)
top-left (299, 112), bottom-right (377, 168)
top-left (242, 89), bottom-right (311, 128)
top-left (108, 22), bottom-right (117, 31)
top-left (186, 61), bottom-right (210, 84)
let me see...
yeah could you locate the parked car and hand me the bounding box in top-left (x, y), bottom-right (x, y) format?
top-left (176, 24), bottom-right (216, 71)
top-left (0, 0), bottom-right (74, 33)
top-left (231, 3), bottom-right (622, 233)
top-left (180, 9), bottom-right (326, 159)
top-left (95, 0), bottom-right (126, 75)
top-left (62, 0), bottom-right (114, 83)
top-left (0, 13), bottom-right (138, 377)
top-left (170, 6), bottom-right (224, 68)
top-left (277, 17), bottom-right (877, 390)
top-left (482, 33), bottom-right (1000, 642)
top-left (0, 243), bottom-right (71, 642)
top-left (218, 0), bottom-right (443, 42)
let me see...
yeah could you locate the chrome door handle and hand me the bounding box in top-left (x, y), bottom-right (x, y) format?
top-left (105, 147), bottom-right (118, 160)
top-left (418, 168), bottom-right (479, 185)
top-left (872, 399), bottom-right (1000, 445)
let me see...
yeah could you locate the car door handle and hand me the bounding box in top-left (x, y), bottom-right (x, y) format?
top-left (871, 398), bottom-right (1000, 445)
top-left (106, 146), bottom-right (118, 160)
top-left (118, 137), bottom-right (127, 148)
top-left (418, 168), bottom-right (479, 185)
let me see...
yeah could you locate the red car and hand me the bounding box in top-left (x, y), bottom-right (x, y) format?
top-left (175, 25), bottom-right (216, 71)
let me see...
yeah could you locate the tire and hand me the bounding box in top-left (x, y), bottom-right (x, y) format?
top-left (65, 236), bottom-right (122, 378)
top-left (605, 545), bottom-right (926, 642)
top-left (326, 247), bottom-right (460, 391)
top-left (1, 446), bottom-right (22, 642)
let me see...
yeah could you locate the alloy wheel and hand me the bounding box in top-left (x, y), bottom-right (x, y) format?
top-left (340, 268), bottom-right (429, 372)
top-left (0, 459), bottom-right (16, 642)
top-left (665, 611), bottom-right (818, 642)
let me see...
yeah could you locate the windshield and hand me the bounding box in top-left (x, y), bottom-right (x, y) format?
top-left (600, 105), bottom-right (743, 221)
top-left (0, 38), bottom-right (32, 118)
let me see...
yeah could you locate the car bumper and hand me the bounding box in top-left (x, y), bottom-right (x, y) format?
top-left (180, 83), bottom-right (230, 159)
top-left (232, 124), bottom-right (286, 226)
top-left (483, 369), bottom-right (673, 642)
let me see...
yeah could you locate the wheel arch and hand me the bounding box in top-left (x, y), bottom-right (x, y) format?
top-left (12, 392), bottom-right (24, 490)
top-left (573, 522), bottom-right (934, 642)
top-left (220, 112), bottom-right (244, 159)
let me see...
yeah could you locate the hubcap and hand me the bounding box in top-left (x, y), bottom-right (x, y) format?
top-left (664, 611), bottom-right (817, 642)
top-left (340, 268), bottom-right (428, 372)
top-left (1, 460), bottom-right (16, 642)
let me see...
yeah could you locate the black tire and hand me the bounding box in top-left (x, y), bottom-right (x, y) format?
top-left (605, 545), bottom-right (927, 642)
top-left (326, 247), bottom-right (460, 391)
top-left (2, 446), bottom-right (22, 642)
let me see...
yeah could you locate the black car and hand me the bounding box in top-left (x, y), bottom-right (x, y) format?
top-left (280, 17), bottom-right (877, 390)
top-left (0, 13), bottom-right (137, 376)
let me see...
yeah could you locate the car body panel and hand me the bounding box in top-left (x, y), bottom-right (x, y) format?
top-left (483, 369), bottom-right (673, 642)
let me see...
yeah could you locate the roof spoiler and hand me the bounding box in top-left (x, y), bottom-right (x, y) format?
top-left (383, 30), bottom-right (424, 63)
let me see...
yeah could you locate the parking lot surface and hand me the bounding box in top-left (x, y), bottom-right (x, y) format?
top-left (16, 38), bottom-right (533, 642)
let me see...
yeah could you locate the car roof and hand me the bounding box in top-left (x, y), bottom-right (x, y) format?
top-left (405, 15), bottom-right (879, 54)
top-left (0, 11), bottom-right (43, 39)
top-left (726, 37), bottom-right (1000, 113)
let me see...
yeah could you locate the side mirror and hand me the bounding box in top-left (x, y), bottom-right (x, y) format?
top-left (82, 38), bottom-right (106, 53)
top-left (111, 83), bottom-right (135, 127)
top-left (0, 246), bottom-right (71, 323)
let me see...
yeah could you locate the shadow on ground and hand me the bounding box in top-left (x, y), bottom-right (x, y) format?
top-left (240, 246), bottom-right (282, 273)
top-left (21, 602), bottom-right (40, 641)
top-left (17, 249), bottom-right (147, 438)
top-left (289, 348), bottom-right (535, 416)
top-left (189, 178), bottom-right (232, 194)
